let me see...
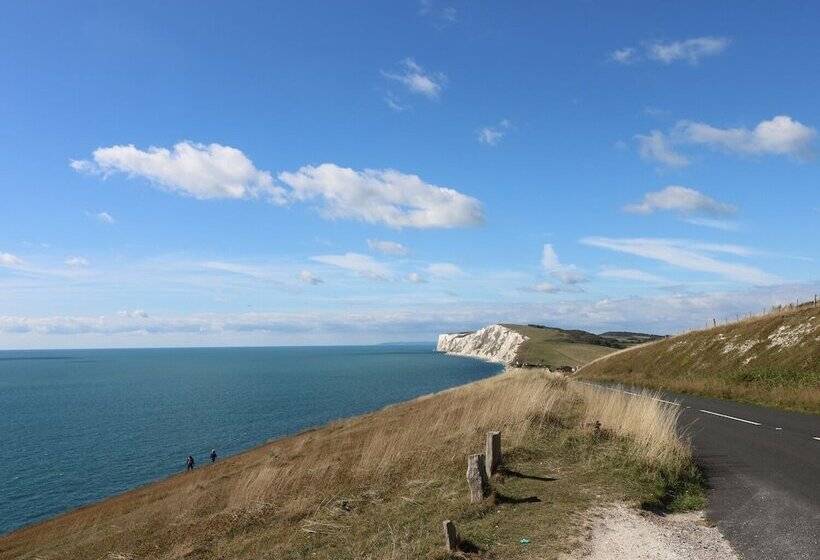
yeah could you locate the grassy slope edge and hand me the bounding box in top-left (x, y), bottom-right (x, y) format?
top-left (577, 305), bottom-right (820, 414)
top-left (502, 324), bottom-right (620, 369)
top-left (0, 370), bottom-right (702, 560)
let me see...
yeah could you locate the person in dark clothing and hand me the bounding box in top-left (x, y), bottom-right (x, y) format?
top-left (186, 455), bottom-right (195, 471)
top-left (210, 449), bottom-right (217, 463)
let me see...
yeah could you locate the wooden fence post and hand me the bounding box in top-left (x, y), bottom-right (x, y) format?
top-left (485, 431), bottom-right (501, 478)
top-left (442, 519), bottom-right (459, 552)
top-left (466, 454), bottom-right (487, 503)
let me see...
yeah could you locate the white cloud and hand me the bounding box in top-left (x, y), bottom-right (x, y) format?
top-left (384, 92), bottom-right (409, 112)
top-left (581, 237), bottom-right (779, 285)
top-left (625, 186), bottom-right (735, 216)
top-left (419, 1), bottom-right (457, 25)
top-left (382, 58), bottom-right (446, 99)
top-left (117, 309), bottom-right (149, 319)
top-left (311, 253), bottom-right (392, 280)
top-left (299, 270), bottom-right (323, 285)
top-left (477, 119), bottom-right (512, 146)
top-left (683, 217), bottom-right (740, 231)
top-left (367, 239), bottom-right (409, 256)
top-left (610, 47), bottom-right (637, 64)
top-left (426, 262), bottom-right (464, 279)
top-left (542, 244), bottom-right (586, 285)
top-left (646, 37), bottom-right (729, 64)
top-left (612, 37), bottom-right (728, 65)
top-left (75, 144), bottom-right (485, 230)
top-left (406, 272), bottom-right (426, 284)
top-left (279, 163), bottom-right (483, 229)
top-left (0, 252), bottom-right (23, 267)
top-left (678, 115), bottom-right (815, 158)
top-left (72, 141), bottom-right (286, 202)
top-left (523, 282), bottom-right (561, 294)
top-left (635, 130), bottom-right (689, 167)
top-left (65, 256), bottom-right (89, 268)
top-left (599, 267), bottom-right (668, 284)
top-left (95, 211), bottom-right (115, 224)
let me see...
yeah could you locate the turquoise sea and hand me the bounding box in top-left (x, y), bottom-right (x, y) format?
top-left (0, 345), bottom-right (501, 534)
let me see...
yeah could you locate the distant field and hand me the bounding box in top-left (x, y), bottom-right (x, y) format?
top-left (578, 305), bottom-right (820, 413)
top-left (503, 324), bottom-right (622, 369)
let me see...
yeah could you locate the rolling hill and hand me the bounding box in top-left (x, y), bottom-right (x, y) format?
top-left (577, 304), bottom-right (820, 413)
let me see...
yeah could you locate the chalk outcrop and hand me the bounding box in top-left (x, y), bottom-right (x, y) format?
top-left (436, 324), bottom-right (527, 364)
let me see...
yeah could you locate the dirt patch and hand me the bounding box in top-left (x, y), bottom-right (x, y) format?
top-left (568, 504), bottom-right (738, 560)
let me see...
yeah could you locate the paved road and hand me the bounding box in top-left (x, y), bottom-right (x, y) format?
top-left (585, 383), bottom-right (820, 560)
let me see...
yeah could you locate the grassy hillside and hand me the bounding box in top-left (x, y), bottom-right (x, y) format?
top-left (0, 371), bottom-right (701, 560)
top-left (503, 324), bottom-right (622, 369)
top-left (578, 305), bottom-right (820, 413)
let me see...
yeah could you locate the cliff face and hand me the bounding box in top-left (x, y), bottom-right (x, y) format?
top-left (436, 324), bottom-right (527, 364)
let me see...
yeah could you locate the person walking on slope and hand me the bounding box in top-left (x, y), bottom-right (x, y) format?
top-left (210, 449), bottom-right (217, 463)
top-left (186, 455), bottom-right (195, 471)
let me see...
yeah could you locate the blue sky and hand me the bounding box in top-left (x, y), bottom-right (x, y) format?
top-left (1, 1), bottom-right (818, 348)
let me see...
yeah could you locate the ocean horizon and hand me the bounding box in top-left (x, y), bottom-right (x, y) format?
top-left (0, 344), bottom-right (502, 534)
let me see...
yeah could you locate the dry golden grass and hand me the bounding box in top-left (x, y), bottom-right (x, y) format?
top-left (1, 369), bottom-right (697, 560)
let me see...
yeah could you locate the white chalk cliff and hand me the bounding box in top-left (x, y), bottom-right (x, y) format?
top-left (436, 324), bottom-right (528, 364)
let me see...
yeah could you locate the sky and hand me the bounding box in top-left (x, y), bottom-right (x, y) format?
top-left (1, 1), bottom-right (818, 349)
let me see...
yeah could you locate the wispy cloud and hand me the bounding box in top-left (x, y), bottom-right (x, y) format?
top-left (418, 0), bottom-right (457, 26)
top-left (311, 253), bottom-right (392, 280)
top-left (367, 239), bottom-right (409, 256)
top-left (477, 119), bottom-right (512, 146)
top-left (683, 217), bottom-right (740, 231)
top-left (542, 244), bottom-right (586, 285)
top-left (0, 252), bottom-right (23, 267)
top-left (406, 272), bottom-right (426, 284)
top-left (611, 36), bottom-right (729, 65)
top-left (599, 267), bottom-right (668, 284)
top-left (581, 237), bottom-right (779, 285)
top-left (94, 211), bottom-right (115, 224)
top-left (65, 256), bottom-right (89, 268)
top-left (625, 186), bottom-right (735, 216)
top-left (635, 130), bottom-right (689, 167)
top-left (426, 262), bottom-right (464, 279)
top-left (299, 270), bottom-right (323, 285)
top-left (381, 58), bottom-right (446, 99)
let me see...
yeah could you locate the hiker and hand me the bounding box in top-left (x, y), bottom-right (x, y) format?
top-left (210, 449), bottom-right (217, 463)
top-left (186, 455), bottom-right (195, 471)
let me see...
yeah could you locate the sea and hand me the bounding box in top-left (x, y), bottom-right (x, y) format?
top-left (0, 344), bottom-right (501, 534)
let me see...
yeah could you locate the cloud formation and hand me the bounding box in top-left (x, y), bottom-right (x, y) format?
top-left (299, 270), bottom-right (323, 285)
top-left (636, 116), bottom-right (816, 166)
top-left (477, 119), bottom-right (512, 146)
top-left (367, 239), bottom-right (409, 256)
top-left (542, 244), bottom-right (586, 285)
top-left (625, 186), bottom-right (735, 216)
top-left (0, 252), bottom-right (23, 267)
top-left (74, 144), bottom-right (484, 230)
top-left (311, 253), bottom-right (392, 280)
top-left (65, 256), bottom-right (89, 268)
top-left (382, 58), bottom-right (446, 99)
top-left (426, 262), bottom-right (463, 279)
top-left (612, 36), bottom-right (729, 65)
top-left (599, 267), bottom-right (668, 284)
top-left (95, 211), bottom-right (115, 224)
top-left (635, 131), bottom-right (689, 167)
top-left (280, 164), bottom-right (483, 229)
top-left (678, 115), bottom-right (815, 158)
top-left (72, 142), bottom-right (286, 202)
top-left (582, 237), bottom-right (779, 285)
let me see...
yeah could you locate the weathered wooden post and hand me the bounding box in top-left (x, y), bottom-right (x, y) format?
top-left (466, 453), bottom-right (487, 503)
top-left (485, 431), bottom-right (501, 478)
top-left (442, 519), bottom-right (459, 552)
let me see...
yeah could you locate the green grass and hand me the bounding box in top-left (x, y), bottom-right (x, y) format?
top-left (504, 324), bottom-right (618, 368)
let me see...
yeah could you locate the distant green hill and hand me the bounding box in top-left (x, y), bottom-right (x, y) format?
top-left (502, 324), bottom-right (654, 369)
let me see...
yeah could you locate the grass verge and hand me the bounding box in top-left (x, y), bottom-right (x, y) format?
top-left (0, 369), bottom-right (703, 560)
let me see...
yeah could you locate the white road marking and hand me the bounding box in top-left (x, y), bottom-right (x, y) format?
top-left (775, 427), bottom-right (783, 431)
top-left (698, 409), bottom-right (761, 426)
top-left (813, 437), bottom-right (820, 441)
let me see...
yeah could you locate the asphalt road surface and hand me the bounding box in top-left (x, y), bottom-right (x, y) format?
top-left (583, 383), bottom-right (820, 560)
